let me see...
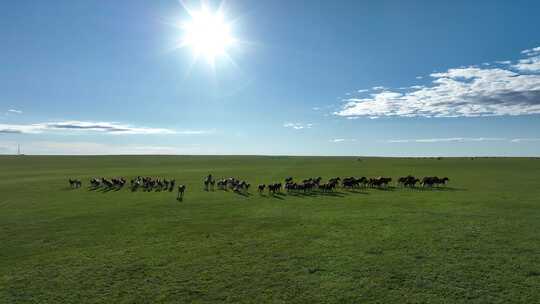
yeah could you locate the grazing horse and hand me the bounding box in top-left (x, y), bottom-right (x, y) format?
top-left (368, 177), bottom-right (392, 188)
top-left (421, 176), bottom-right (440, 187)
top-left (177, 185), bottom-right (186, 200)
top-left (319, 182), bottom-right (336, 192)
top-left (405, 177), bottom-right (420, 188)
top-left (69, 179), bottom-right (81, 188)
top-left (90, 178), bottom-right (101, 188)
top-left (399, 175), bottom-right (419, 188)
top-left (217, 180), bottom-right (227, 190)
top-left (420, 176), bottom-right (449, 188)
top-left (268, 183), bottom-right (282, 194)
top-left (204, 174), bottom-right (214, 191)
top-left (440, 177), bottom-right (449, 186)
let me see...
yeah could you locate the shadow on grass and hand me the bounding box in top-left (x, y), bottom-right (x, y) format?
top-left (412, 186), bottom-right (466, 192)
top-left (63, 186), bottom-right (80, 191)
top-left (234, 191), bottom-right (252, 197)
top-left (281, 190), bottom-right (350, 198)
top-left (344, 189), bottom-right (369, 195)
top-left (98, 187), bottom-right (115, 193)
top-left (371, 186), bottom-right (396, 192)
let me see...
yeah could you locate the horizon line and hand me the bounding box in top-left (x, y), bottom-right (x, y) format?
top-left (1, 154), bottom-right (539, 158)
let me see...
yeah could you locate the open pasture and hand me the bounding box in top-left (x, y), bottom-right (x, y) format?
top-left (1, 156), bottom-right (540, 303)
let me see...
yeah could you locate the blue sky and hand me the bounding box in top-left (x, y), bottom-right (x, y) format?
top-left (1, 0), bottom-right (539, 156)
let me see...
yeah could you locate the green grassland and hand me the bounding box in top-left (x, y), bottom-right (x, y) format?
top-left (1, 155), bottom-right (540, 303)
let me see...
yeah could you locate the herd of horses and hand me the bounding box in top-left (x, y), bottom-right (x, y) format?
top-left (69, 176), bottom-right (187, 199)
top-left (203, 174), bottom-right (450, 195)
top-left (69, 174), bottom-right (450, 200)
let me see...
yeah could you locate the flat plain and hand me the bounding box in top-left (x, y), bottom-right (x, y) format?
top-left (1, 155), bottom-right (539, 303)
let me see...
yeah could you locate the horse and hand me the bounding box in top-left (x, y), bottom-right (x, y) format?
top-left (69, 179), bottom-right (81, 188)
top-left (177, 185), bottom-right (186, 200)
top-left (204, 174), bottom-right (214, 191)
top-left (399, 175), bottom-right (419, 188)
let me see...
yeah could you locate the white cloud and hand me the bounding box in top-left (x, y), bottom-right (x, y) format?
top-left (330, 138), bottom-right (356, 143)
top-left (0, 123), bottom-right (42, 134)
top-left (510, 138), bottom-right (540, 143)
top-left (521, 47), bottom-right (540, 56)
top-left (283, 122), bottom-right (313, 130)
top-left (513, 56), bottom-right (540, 72)
top-left (372, 86), bottom-right (386, 90)
top-left (357, 89), bottom-right (369, 93)
top-left (385, 137), bottom-right (506, 143)
top-left (416, 76), bottom-right (423, 79)
top-left (0, 120), bottom-right (211, 135)
top-left (6, 109), bottom-right (23, 115)
top-left (0, 140), bottom-right (202, 155)
top-left (384, 137), bottom-right (540, 143)
top-left (336, 47), bottom-right (540, 118)
top-left (312, 107), bottom-right (320, 111)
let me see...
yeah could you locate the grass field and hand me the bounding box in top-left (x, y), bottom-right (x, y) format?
top-left (1, 155), bottom-right (540, 303)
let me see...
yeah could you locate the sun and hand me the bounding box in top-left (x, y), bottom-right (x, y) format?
top-left (181, 6), bottom-right (235, 64)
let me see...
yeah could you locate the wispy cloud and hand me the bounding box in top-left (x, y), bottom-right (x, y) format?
top-left (384, 137), bottom-right (540, 143)
top-left (0, 120), bottom-right (211, 135)
top-left (336, 46), bottom-right (540, 118)
top-left (0, 140), bottom-right (203, 155)
top-left (0, 124), bottom-right (41, 134)
top-left (283, 122), bottom-right (313, 130)
top-left (330, 138), bottom-right (356, 143)
top-left (521, 46), bottom-right (540, 56)
top-left (513, 52), bottom-right (540, 72)
top-left (510, 138), bottom-right (540, 143)
top-left (6, 109), bottom-right (23, 115)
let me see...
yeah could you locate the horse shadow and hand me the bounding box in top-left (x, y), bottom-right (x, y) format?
top-left (372, 186), bottom-right (396, 192)
top-left (317, 191), bottom-right (348, 197)
top-left (414, 186), bottom-right (465, 192)
top-left (432, 186), bottom-right (464, 192)
top-left (344, 189), bottom-right (369, 195)
top-left (99, 187), bottom-right (115, 193)
top-left (287, 190), bottom-right (349, 198)
top-left (234, 191), bottom-right (251, 197)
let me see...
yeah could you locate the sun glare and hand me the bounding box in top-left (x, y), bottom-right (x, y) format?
top-left (182, 7), bottom-right (235, 64)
